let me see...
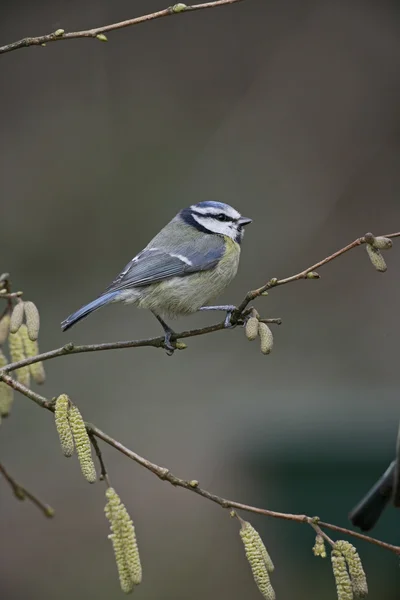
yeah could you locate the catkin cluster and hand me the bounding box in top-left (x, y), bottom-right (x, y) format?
top-left (239, 520), bottom-right (275, 600)
top-left (333, 541), bottom-right (368, 598)
top-left (0, 299), bottom-right (45, 391)
top-left (331, 549), bottom-right (354, 600)
top-left (0, 299), bottom-right (43, 420)
top-left (245, 313), bottom-right (274, 355)
top-left (105, 487), bottom-right (142, 594)
top-left (364, 234), bottom-right (392, 273)
top-left (53, 394), bottom-right (97, 483)
top-left (10, 300), bottom-right (40, 340)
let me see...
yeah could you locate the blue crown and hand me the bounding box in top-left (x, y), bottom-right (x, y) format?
top-left (192, 201), bottom-right (230, 211)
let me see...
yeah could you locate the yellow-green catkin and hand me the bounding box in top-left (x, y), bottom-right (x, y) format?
top-left (105, 487), bottom-right (142, 593)
top-left (0, 313), bottom-right (10, 344)
top-left (366, 244), bottom-right (387, 272)
top-left (258, 322), bottom-right (274, 355)
top-left (9, 302), bottom-right (24, 334)
top-left (331, 548), bottom-right (354, 600)
top-left (312, 534), bottom-right (327, 558)
top-left (8, 330), bottom-right (30, 387)
top-left (372, 236), bottom-right (392, 250)
top-left (0, 350), bottom-right (14, 417)
top-left (245, 316), bottom-right (259, 341)
top-left (20, 325), bottom-right (45, 384)
top-left (239, 520), bottom-right (275, 600)
top-left (335, 541), bottom-right (368, 598)
top-left (54, 394), bottom-right (74, 458)
top-left (68, 404), bottom-right (97, 483)
top-left (23, 301), bottom-right (40, 341)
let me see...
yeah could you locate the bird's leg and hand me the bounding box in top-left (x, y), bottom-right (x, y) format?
top-left (198, 305), bottom-right (237, 328)
top-left (152, 312), bottom-right (176, 355)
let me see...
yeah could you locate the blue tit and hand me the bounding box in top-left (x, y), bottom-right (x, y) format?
top-left (61, 201), bottom-right (252, 353)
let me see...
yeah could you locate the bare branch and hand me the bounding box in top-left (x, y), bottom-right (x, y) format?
top-left (0, 0), bottom-right (245, 55)
top-left (235, 231), bottom-right (400, 314)
top-left (0, 230), bottom-right (398, 376)
top-left (2, 374), bottom-right (400, 555)
top-left (1, 230), bottom-right (400, 556)
top-left (0, 461), bottom-right (55, 518)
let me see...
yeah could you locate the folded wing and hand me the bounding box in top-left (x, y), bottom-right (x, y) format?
top-left (105, 244), bottom-right (224, 294)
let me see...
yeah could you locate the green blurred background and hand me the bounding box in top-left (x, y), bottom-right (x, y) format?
top-left (1, 0), bottom-right (400, 598)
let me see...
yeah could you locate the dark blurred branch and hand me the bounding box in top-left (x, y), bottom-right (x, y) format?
top-left (0, 230), bottom-right (398, 376)
top-left (0, 0), bottom-right (245, 55)
top-left (0, 461), bottom-right (55, 518)
top-left (2, 373), bottom-right (400, 555)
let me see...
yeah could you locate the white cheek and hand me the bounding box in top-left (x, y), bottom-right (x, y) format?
top-left (192, 215), bottom-right (235, 237)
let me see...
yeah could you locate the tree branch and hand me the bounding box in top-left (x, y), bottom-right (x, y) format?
top-left (0, 461), bottom-right (55, 518)
top-left (0, 231), bottom-right (398, 376)
top-left (2, 230), bottom-right (400, 556)
top-left (0, 0), bottom-right (245, 55)
top-left (2, 373), bottom-right (399, 555)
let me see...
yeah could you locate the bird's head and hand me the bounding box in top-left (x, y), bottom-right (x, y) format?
top-left (180, 201), bottom-right (252, 243)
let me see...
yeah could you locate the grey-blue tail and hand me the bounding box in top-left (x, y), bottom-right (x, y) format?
top-left (61, 291), bottom-right (118, 331)
top-left (349, 460), bottom-right (395, 531)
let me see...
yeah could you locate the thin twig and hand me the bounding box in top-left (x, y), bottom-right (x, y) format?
top-left (1, 231), bottom-right (400, 554)
top-left (0, 0), bottom-right (244, 55)
top-left (1, 231), bottom-right (398, 376)
top-left (89, 433), bottom-right (110, 486)
top-left (0, 461), bottom-right (54, 518)
top-left (1, 374), bottom-right (399, 555)
top-left (310, 521), bottom-right (335, 547)
top-left (234, 231), bottom-right (400, 315)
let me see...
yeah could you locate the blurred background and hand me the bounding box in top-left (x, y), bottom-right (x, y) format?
top-left (1, 0), bottom-right (400, 598)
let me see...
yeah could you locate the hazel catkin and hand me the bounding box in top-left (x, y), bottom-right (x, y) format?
top-left (258, 323), bottom-right (274, 355)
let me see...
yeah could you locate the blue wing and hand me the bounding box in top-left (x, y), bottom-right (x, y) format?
top-left (61, 237), bottom-right (226, 331)
top-left (105, 245), bottom-right (224, 294)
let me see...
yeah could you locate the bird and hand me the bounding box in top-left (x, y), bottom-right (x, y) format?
top-left (61, 201), bottom-right (252, 353)
top-left (349, 460), bottom-right (398, 531)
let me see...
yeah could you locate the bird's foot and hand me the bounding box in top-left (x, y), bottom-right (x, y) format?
top-left (199, 304), bottom-right (238, 328)
top-left (163, 330), bottom-right (177, 356)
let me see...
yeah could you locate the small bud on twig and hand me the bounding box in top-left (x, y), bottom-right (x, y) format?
top-left (23, 301), bottom-right (40, 341)
top-left (54, 394), bottom-right (74, 457)
top-left (105, 487), bottom-right (142, 593)
top-left (239, 520), bottom-right (275, 599)
top-left (54, 29), bottom-right (65, 36)
top-left (68, 404), bottom-right (97, 483)
top-left (172, 3), bottom-right (187, 12)
top-left (307, 271), bottom-right (320, 279)
top-left (96, 33), bottom-right (108, 42)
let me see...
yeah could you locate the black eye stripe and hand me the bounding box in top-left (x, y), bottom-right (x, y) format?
top-left (192, 211), bottom-right (235, 222)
